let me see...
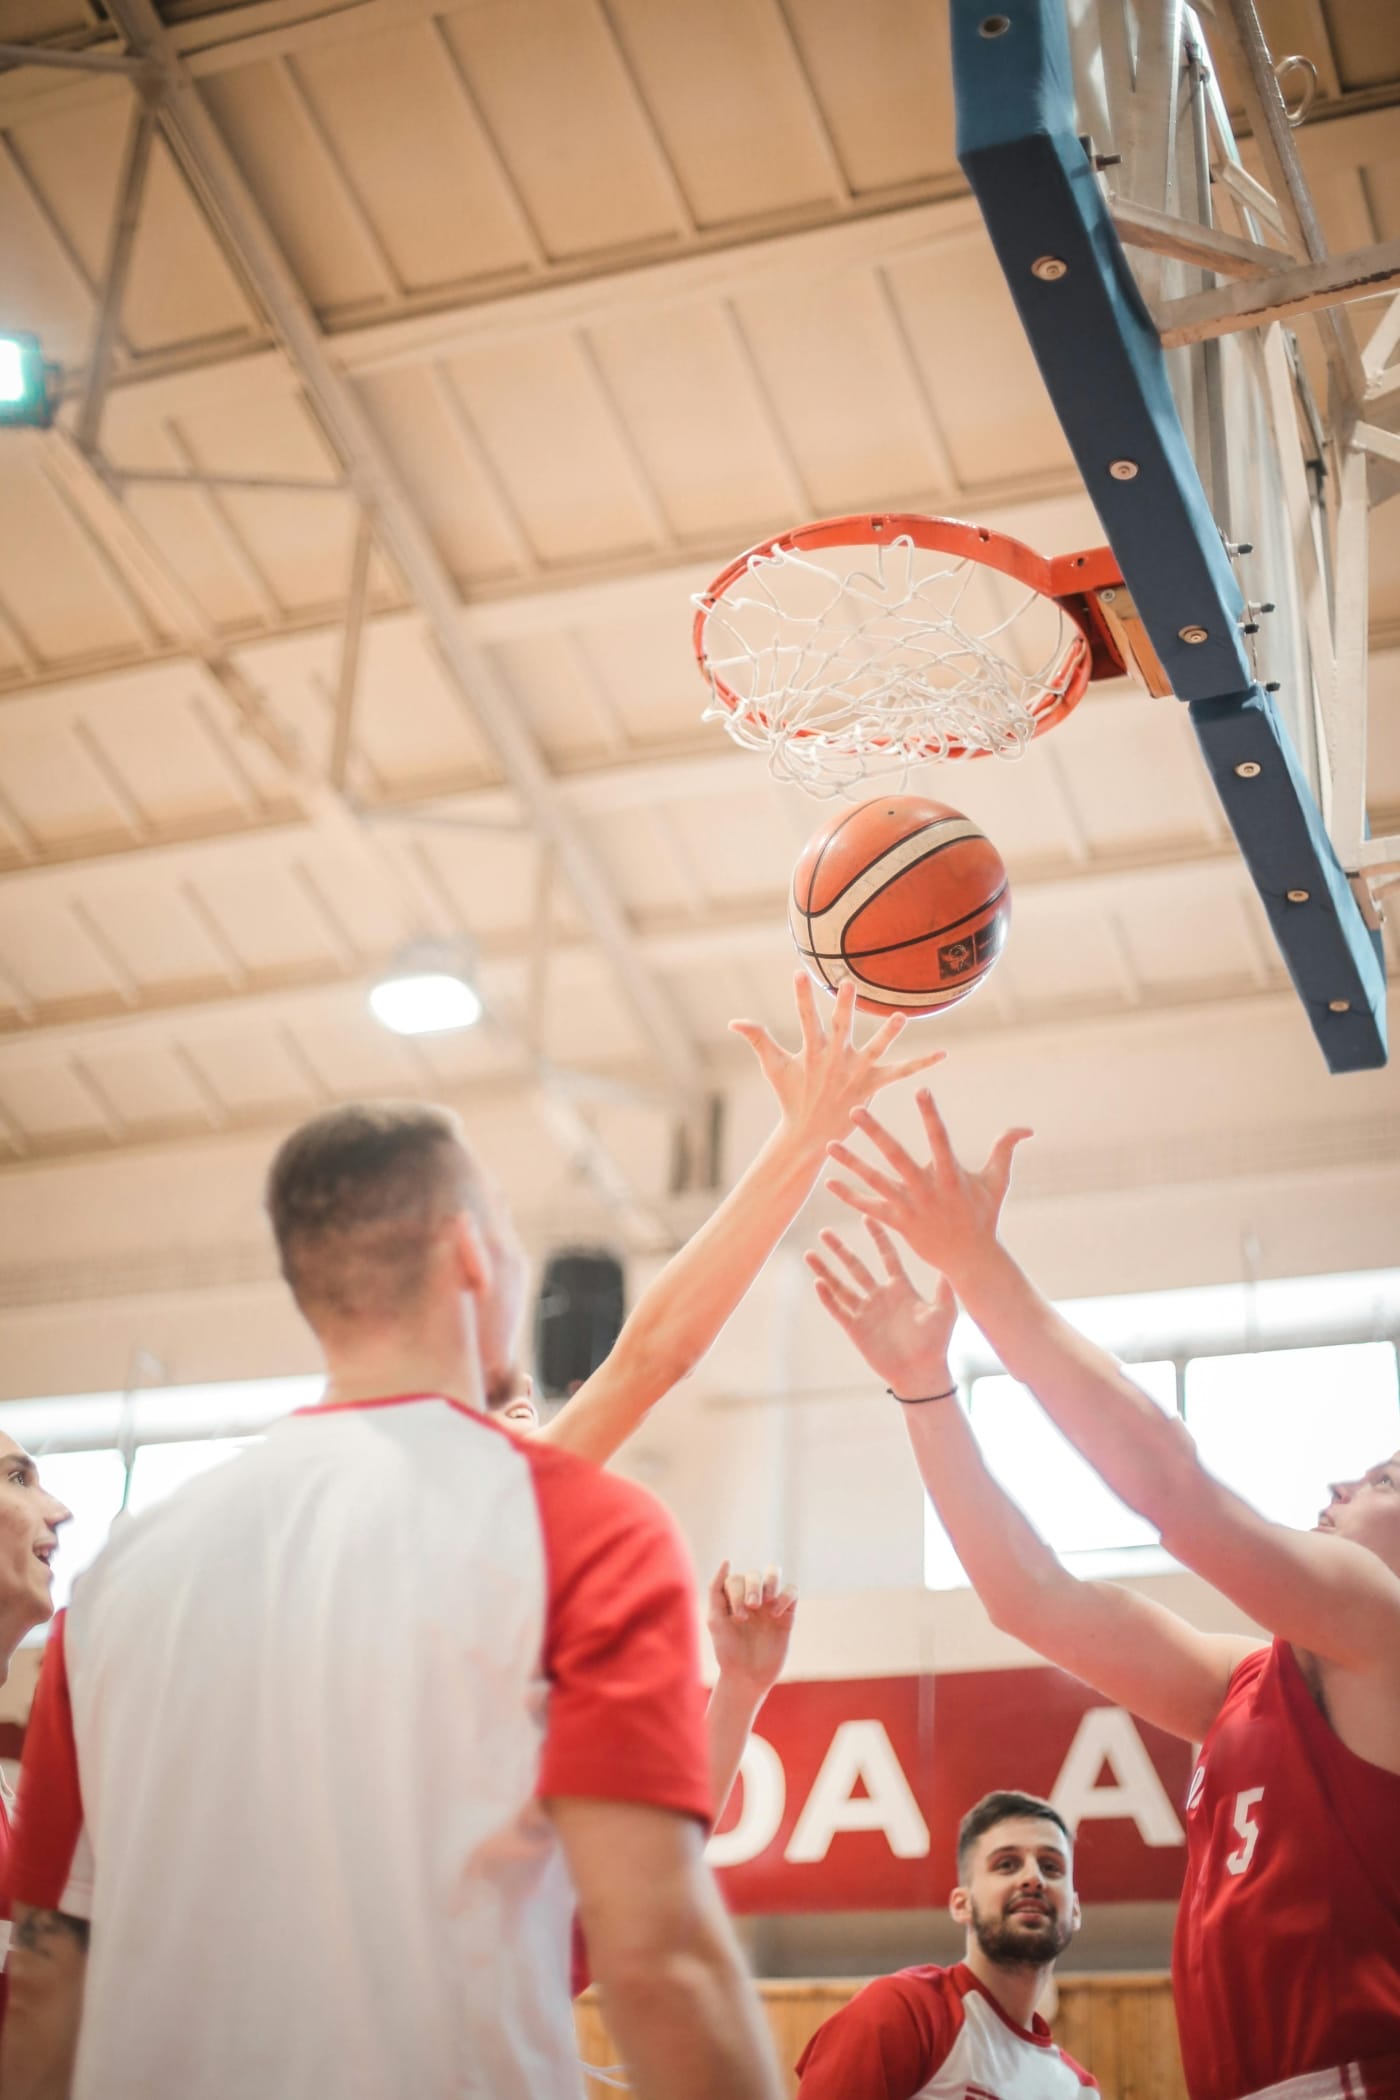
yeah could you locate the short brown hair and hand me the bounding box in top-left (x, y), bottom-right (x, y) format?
top-left (956, 1791), bottom-right (1070, 1878)
top-left (266, 1101), bottom-right (484, 1327)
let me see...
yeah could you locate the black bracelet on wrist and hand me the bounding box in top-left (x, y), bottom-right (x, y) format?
top-left (887, 1384), bottom-right (958, 1406)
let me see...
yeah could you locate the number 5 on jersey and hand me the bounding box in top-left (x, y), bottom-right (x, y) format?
top-left (1225, 1787), bottom-right (1265, 1876)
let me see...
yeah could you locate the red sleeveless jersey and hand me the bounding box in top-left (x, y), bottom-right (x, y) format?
top-left (1174, 1641), bottom-right (1400, 2100)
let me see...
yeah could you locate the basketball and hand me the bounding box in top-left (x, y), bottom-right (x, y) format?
top-left (789, 795), bottom-right (1010, 1016)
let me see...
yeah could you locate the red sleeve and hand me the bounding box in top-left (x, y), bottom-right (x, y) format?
top-left (526, 1442), bottom-right (711, 1824)
top-left (795, 1969), bottom-right (958, 2100)
top-left (9, 1614), bottom-right (88, 1915)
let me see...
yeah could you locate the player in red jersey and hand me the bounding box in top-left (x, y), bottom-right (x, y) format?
top-left (796, 1790), bottom-right (1096, 2098)
top-left (810, 1086), bottom-right (1400, 2100)
top-left (0, 1438), bottom-right (69, 2031)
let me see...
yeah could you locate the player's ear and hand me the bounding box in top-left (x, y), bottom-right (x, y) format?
top-left (1069, 1889), bottom-right (1082, 1932)
top-left (949, 1882), bottom-right (972, 1927)
top-left (449, 1211), bottom-right (492, 1297)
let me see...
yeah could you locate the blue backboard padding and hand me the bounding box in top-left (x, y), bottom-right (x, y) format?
top-left (953, 0), bottom-right (1248, 702)
top-left (1190, 690), bottom-right (1387, 1069)
top-left (952, 0), bottom-right (1387, 1072)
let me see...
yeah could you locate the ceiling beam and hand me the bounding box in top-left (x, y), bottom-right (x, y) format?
top-left (0, 455), bottom-right (1088, 705)
top-left (0, 830), bottom-right (1340, 1063)
top-left (5, 977), bottom-right (1400, 1183)
top-left (102, 0), bottom-right (705, 1102)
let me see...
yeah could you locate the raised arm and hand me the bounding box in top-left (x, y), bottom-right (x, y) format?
top-left (807, 1219), bottom-right (1257, 1743)
top-left (538, 975), bottom-right (942, 1466)
top-left (705, 1561), bottom-right (797, 1817)
top-left (826, 1092), bottom-right (1400, 1679)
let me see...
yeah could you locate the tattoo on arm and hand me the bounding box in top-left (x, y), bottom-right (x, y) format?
top-left (12, 1908), bottom-right (90, 1958)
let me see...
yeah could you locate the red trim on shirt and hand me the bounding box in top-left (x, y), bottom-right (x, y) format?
top-left (524, 1436), bottom-right (711, 1826)
top-left (9, 1613), bottom-right (84, 1913)
top-left (297, 1390), bottom-right (711, 1823)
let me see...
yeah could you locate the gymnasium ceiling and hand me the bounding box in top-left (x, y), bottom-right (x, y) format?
top-left (0, 0), bottom-right (1399, 1249)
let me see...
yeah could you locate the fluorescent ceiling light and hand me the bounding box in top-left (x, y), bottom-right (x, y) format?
top-left (0, 334), bottom-right (51, 427)
top-left (369, 968), bottom-right (482, 1036)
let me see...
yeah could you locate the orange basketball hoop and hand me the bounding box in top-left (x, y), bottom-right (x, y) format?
top-left (693, 513), bottom-right (1139, 795)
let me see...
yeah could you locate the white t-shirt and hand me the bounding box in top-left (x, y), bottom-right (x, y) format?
top-left (12, 1395), bottom-right (711, 2100)
top-left (796, 1962), bottom-right (1098, 2099)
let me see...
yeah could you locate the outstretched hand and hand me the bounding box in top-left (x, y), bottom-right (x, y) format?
top-left (708, 1561), bottom-right (798, 1696)
top-left (807, 1220), bottom-right (958, 1397)
top-left (731, 973), bottom-right (946, 1155)
top-left (824, 1087), bottom-right (1032, 1285)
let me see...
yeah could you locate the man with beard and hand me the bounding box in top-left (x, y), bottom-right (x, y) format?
top-left (795, 1791), bottom-right (1096, 2097)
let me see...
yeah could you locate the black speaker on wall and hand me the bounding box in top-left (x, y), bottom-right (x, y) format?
top-left (533, 1248), bottom-right (625, 1400)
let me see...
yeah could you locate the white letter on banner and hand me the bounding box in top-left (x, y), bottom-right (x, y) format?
top-left (1050, 1707), bottom-right (1184, 1847)
top-left (705, 1735), bottom-right (786, 1868)
top-left (784, 1720), bottom-right (930, 1864)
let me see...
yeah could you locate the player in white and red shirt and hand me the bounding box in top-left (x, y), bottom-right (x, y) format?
top-left (0, 1438), bottom-right (69, 2033)
top-left (2, 1101), bottom-right (784, 2100)
top-left (812, 1086), bottom-right (1400, 2100)
top-left (796, 1791), bottom-right (1096, 2099)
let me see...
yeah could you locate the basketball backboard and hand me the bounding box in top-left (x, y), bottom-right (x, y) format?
top-left (952, 0), bottom-right (1399, 1072)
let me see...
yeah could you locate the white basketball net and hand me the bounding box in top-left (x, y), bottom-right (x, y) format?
top-left (695, 532), bottom-right (1082, 796)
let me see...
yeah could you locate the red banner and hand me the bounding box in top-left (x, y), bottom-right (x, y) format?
top-left (709, 1670), bottom-right (1192, 1913)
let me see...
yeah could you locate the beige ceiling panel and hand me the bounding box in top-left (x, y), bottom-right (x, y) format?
top-left (887, 237), bottom-right (1075, 488)
top-left (907, 741), bottom-right (1095, 866)
top-left (1368, 650), bottom-right (1400, 814)
top-left (1045, 693), bottom-right (1226, 856)
top-left (1, 0), bottom-right (96, 34)
top-left (173, 863), bottom-right (351, 976)
top-left (283, 23), bottom-right (540, 291)
top-left (0, 1064), bottom-right (112, 1145)
top-left (50, 697), bottom-right (238, 834)
top-left (439, 336), bottom-right (670, 563)
top-left (6, 105), bottom-right (254, 352)
top-left (391, 821), bottom-right (546, 943)
top-left (1118, 880), bottom-right (1275, 996)
top-left (354, 365), bottom-right (537, 584)
top-left (67, 883), bottom-right (237, 992)
top-left (1368, 509), bottom-right (1400, 646)
top-left (731, 268), bottom-right (959, 511)
top-left (604, 0), bottom-right (847, 226)
top-left (0, 892), bottom-right (133, 1005)
top-left (0, 138), bottom-right (97, 375)
top-left (437, 0), bottom-right (687, 258)
top-left (271, 1011), bottom-right (426, 1099)
top-left (0, 705), bottom-right (153, 847)
top-left (488, 630), bottom-right (635, 762)
top-left (661, 782), bottom-right (800, 910)
top-left (586, 303), bottom-right (820, 540)
top-left (0, 450), bottom-right (154, 661)
top-left (582, 805), bottom-right (701, 924)
top-left (662, 952), bottom-right (763, 1042)
top-left (63, 1041), bottom-right (220, 1134)
top-left (199, 61), bottom-right (404, 316)
top-left (1307, 159), bottom-right (1385, 252)
top-left (988, 895), bottom-right (1143, 1010)
top-left (525, 946), bottom-right (646, 1064)
top-left (1319, 2), bottom-right (1400, 92)
top-left (577, 610), bottom-right (731, 746)
top-left (781, 0), bottom-right (959, 198)
top-left (349, 621), bottom-right (498, 788)
top-left (115, 482), bottom-right (283, 631)
top-left (182, 1028), bottom-right (318, 1116)
top-left (1358, 154), bottom-right (1400, 243)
